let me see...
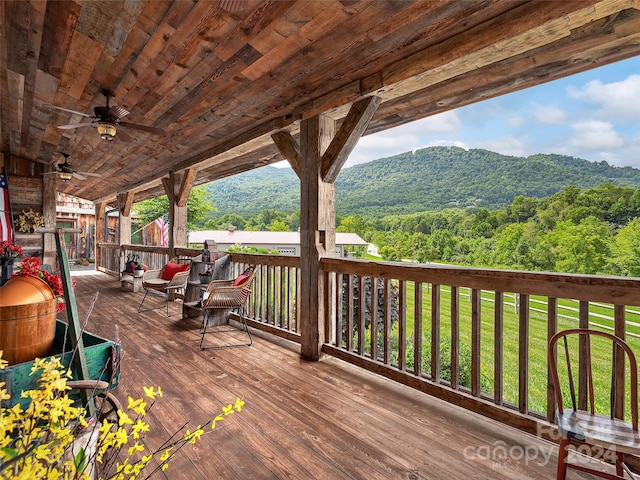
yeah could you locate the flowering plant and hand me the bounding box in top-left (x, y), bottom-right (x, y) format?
top-left (0, 241), bottom-right (23, 259)
top-left (0, 352), bottom-right (244, 479)
top-left (14, 257), bottom-right (73, 313)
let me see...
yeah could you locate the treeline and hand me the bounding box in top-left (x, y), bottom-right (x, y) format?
top-left (205, 147), bottom-right (640, 216)
top-left (204, 182), bottom-right (640, 277)
top-left (359, 183), bottom-right (640, 276)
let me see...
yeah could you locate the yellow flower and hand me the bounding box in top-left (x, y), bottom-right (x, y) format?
top-left (117, 409), bottom-right (133, 427)
top-left (127, 441), bottom-right (145, 456)
top-left (211, 414), bottom-right (225, 430)
top-left (185, 426), bottom-right (204, 444)
top-left (131, 419), bottom-right (150, 439)
top-left (142, 385), bottom-right (162, 399)
top-left (234, 398), bottom-right (245, 412)
top-left (222, 403), bottom-right (234, 416)
top-left (127, 396), bottom-right (147, 416)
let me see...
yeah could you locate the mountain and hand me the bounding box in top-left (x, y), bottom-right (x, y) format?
top-left (205, 146), bottom-right (640, 216)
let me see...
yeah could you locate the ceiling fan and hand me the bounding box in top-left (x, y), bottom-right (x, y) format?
top-left (50, 90), bottom-right (166, 141)
top-left (44, 153), bottom-right (102, 182)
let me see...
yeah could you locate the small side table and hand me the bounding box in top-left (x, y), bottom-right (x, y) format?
top-left (121, 273), bottom-right (143, 293)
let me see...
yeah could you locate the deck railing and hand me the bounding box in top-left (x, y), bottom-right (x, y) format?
top-left (96, 246), bottom-right (640, 440)
top-left (320, 257), bottom-right (640, 440)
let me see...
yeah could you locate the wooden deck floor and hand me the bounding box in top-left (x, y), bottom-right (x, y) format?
top-left (69, 270), bottom-right (590, 479)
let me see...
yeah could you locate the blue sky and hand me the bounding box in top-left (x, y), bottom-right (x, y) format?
top-left (347, 56), bottom-right (640, 169)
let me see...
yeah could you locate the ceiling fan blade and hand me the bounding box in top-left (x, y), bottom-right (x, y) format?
top-left (119, 122), bottom-right (166, 136)
top-left (220, 0), bottom-right (248, 11)
top-left (58, 122), bottom-right (94, 130)
top-left (72, 172), bottom-right (87, 181)
top-left (43, 103), bottom-right (93, 118)
top-left (108, 106), bottom-right (129, 119)
top-left (76, 171), bottom-right (101, 177)
top-left (116, 129), bottom-right (132, 142)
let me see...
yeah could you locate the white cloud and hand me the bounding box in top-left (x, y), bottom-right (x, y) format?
top-left (348, 111), bottom-right (461, 165)
top-left (568, 74), bottom-right (640, 120)
top-left (476, 136), bottom-right (528, 157)
top-left (507, 115), bottom-right (526, 128)
top-left (566, 120), bottom-right (623, 151)
top-left (533, 105), bottom-right (566, 124)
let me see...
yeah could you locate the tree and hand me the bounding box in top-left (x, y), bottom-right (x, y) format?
top-left (337, 215), bottom-right (369, 237)
top-left (133, 186), bottom-right (213, 229)
top-left (611, 217), bottom-right (640, 276)
top-left (546, 216), bottom-right (613, 274)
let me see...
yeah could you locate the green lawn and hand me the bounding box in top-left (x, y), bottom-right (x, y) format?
top-left (349, 281), bottom-right (640, 418)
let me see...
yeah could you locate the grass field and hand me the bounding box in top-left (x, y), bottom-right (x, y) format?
top-left (347, 280), bottom-right (640, 417)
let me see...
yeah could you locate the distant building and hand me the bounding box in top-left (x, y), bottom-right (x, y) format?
top-left (189, 228), bottom-right (367, 257)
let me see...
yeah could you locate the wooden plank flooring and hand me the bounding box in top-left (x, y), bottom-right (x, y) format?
top-left (69, 270), bottom-right (592, 479)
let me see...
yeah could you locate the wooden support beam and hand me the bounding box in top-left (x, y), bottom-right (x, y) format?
top-left (162, 172), bottom-right (189, 253)
top-left (42, 174), bottom-right (57, 266)
top-left (117, 191), bottom-right (134, 217)
top-left (321, 96), bottom-right (381, 183)
top-left (271, 131), bottom-right (302, 178)
top-left (299, 114), bottom-right (336, 361)
top-left (117, 192), bottom-right (133, 272)
top-left (94, 201), bottom-right (106, 266)
top-left (176, 169), bottom-right (196, 207)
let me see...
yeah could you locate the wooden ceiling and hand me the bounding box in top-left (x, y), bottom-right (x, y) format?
top-left (2, 0), bottom-right (640, 205)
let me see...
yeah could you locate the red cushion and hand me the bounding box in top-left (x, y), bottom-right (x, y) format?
top-left (233, 273), bottom-right (250, 287)
top-left (161, 262), bottom-right (189, 280)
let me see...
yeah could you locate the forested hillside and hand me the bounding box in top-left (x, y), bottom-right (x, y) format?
top-left (205, 146), bottom-right (640, 216)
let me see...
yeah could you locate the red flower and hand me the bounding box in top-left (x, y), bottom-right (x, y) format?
top-left (0, 241), bottom-right (24, 258)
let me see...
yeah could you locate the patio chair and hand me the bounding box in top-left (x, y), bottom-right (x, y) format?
top-left (137, 259), bottom-right (191, 317)
top-left (548, 328), bottom-right (640, 480)
top-left (199, 266), bottom-right (256, 350)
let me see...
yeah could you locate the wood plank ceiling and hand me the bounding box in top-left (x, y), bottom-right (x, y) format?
top-left (1, 0), bottom-right (640, 204)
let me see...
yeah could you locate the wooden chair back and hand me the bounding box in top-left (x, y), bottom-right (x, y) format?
top-left (549, 328), bottom-right (638, 427)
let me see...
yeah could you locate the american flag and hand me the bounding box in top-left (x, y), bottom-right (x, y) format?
top-left (0, 174), bottom-right (13, 243)
top-left (154, 215), bottom-right (169, 246)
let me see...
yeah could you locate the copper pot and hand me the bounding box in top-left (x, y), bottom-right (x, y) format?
top-left (0, 275), bottom-right (55, 306)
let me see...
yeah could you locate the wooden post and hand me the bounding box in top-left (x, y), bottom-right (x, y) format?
top-left (299, 114), bottom-right (335, 360)
top-left (42, 174), bottom-right (57, 266)
top-left (117, 192), bottom-right (133, 272)
top-left (162, 169), bottom-right (195, 256)
top-left (278, 98), bottom-right (380, 361)
top-left (94, 202), bottom-right (106, 268)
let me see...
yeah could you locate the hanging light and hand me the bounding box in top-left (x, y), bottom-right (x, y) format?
top-left (96, 121), bottom-right (117, 140)
top-left (59, 171), bottom-right (73, 181)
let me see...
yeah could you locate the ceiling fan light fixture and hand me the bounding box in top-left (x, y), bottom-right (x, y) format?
top-left (97, 121), bottom-right (117, 140)
top-left (59, 171), bottom-right (73, 181)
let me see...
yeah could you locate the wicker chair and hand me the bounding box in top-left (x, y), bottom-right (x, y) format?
top-left (137, 258), bottom-right (191, 317)
top-left (200, 266), bottom-right (256, 349)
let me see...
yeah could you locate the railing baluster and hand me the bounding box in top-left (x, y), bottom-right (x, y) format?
top-left (547, 297), bottom-right (557, 422)
top-left (414, 281), bottom-right (423, 376)
top-left (357, 275), bottom-right (365, 356)
top-left (578, 300), bottom-right (589, 410)
top-left (398, 280), bottom-right (407, 371)
top-left (471, 288), bottom-right (481, 397)
top-left (431, 284), bottom-right (440, 383)
top-left (614, 304), bottom-right (625, 419)
top-left (371, 277), bottom-right (379, 361)
top-left (335, 272), bottom-right (343, 348)
top-left (518, 293), bottom-right (529, 414)
top-left (451, 285), bottom-right (459, 389)
top-left (383, 278), bottom-right (391, 365)
top-left (494, 291), bottom-right (503, 405)
top-left (346, 273), bottom-right (354, 352)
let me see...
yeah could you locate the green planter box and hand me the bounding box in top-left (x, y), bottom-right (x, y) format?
top-left (0, 320), bottom-right (121, 409)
